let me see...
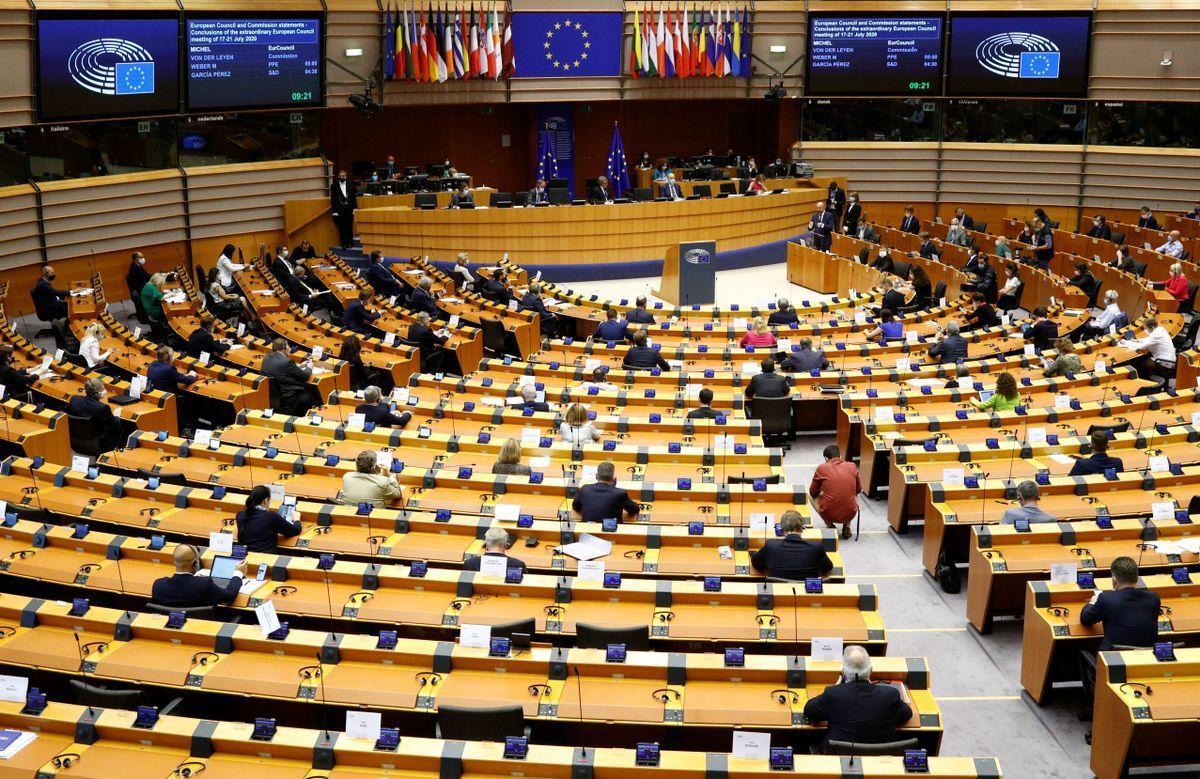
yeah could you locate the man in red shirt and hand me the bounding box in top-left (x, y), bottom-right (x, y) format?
top-left (809, 445), bottom-right (861, 539)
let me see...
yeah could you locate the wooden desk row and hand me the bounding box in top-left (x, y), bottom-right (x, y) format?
top-left (0, 518), bottom-right (857, 651)
top-left (0, 457), bottom-right (837, 581)
top-left (0, 700), bottom-right (1002, 778)
top-left (0, 398), bottom-right (70, 465)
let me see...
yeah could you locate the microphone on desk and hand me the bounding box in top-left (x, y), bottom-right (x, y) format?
top-left (312, 651), bottom-right (333, 744)
top-left (573, 665), bottom-right (588, 759)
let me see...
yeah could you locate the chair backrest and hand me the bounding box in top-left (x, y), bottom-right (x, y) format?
top-left (145, 603), bottom-right (215, 619)
top-left (548, 178), bottom-right (568, 189)
top-left (69, 680), bottom-right (144, 710)
top-left (974, 221), bottom-right (987, 234)
top-left (693, 184), bottom-right (712, 198)
top-left (1086, 279), bottom-right (1103, 308)
top-left (633, 187), bottom-right (653, 202)
top-left (891, 260), bottom-right (910, 280)
top-left (748, 395), bottom-right (792, 437)
top-left (1048, 219), bottom-right (1061, 229)
top-left (575, 622), bottom-right (651, 651)
top-left (719, 182), bottom-right (735, 194)
top-left (513, 191), bottom-right (528, 207)
top-left (1111, 230), bottom-right (1126, 246)
top-left (1086, 421), bottom-right (1130, 438)
top-left (65, 413), bottom-right (103, 457)
top-left (436, 704), bottom-right (524, 742)
top-left (932, 280), bottom-right (947, 303)
top-left (548, 188), bottom-right (571, 205)
top-left (488, 617), bottom-right (535, 641)
top-left (1132, 261), bottom-right (1147, 278)
top-left (479, 318), bottom-right (508, 355)
top-left (415, 193), bottom-right (438, 209)
top-left (492, 192), bottom-right (512, 207)
top-left (825, 737), bottom-right (920, 756)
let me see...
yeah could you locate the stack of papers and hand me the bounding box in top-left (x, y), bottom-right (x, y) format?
top-left (0, 730), bottom-right (36, 760)
top-left (558, 533), bottom-right (612, 561)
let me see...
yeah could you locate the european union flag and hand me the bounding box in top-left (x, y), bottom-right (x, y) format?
top-left (510, 12), bottom-right (623, 78)
top-left (1019, 51), bottom-right (1060, 79)
top-left (115, 61), bottom-right (155, 95)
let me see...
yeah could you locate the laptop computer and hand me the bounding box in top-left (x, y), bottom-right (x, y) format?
top-left (209, 554), bottom-right (240, 588)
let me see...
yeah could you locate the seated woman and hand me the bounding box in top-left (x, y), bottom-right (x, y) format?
top-left (492, 438), bottom-right (532, 477)
top-left (746, 174), bottom-right (767, 193)
top-left (1108, 246), bottom-right (1138, 276)
top-left (207, 267), bottom-right (256, 327)
top-left (996, 263), bottom-right (1021, 310)
top-left (971, 371), bottom-right (1021, 413)
top-left (738, 317), bottom-right (778, 349)
top-left (338, 334), bottom-right (393, 393)
top-left (1067, 261), bottom-right (1097, 292)
top-left (1149, 262), bottom-right (1190, 303)
top-left (864, 309), bottom-right (903, 341)
top-left (1043, 337), bottom-right (1082, 378)
top-left (559, 403), bottom-right (602, 445)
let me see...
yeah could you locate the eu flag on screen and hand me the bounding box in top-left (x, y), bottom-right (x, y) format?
top-left (511, 12), bottom-right (623, 78)
top-left (1019, 51), bottom-right (1060, 79)
top-left (115, 62), bottom-right (155, 95)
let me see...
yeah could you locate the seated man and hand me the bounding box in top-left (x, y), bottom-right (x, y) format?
top-left (999, 481), bottom-right (1057, 525)
top-left (286, 265), bottom-right (335, 317)
top-left (744, 358), bottom-right (790, 399)
top-left (409, 276), bottom-right (441, 318)
top-left (516, 383), bottom-right (549, 412)
top-left (623, 330), bottom-right (670, 371)
top-left (927, 320), bottom-right (967, 365)
top-left (339, 450), bottom-right (403, 508)
top-left (1069, 431), bottom-right (1124, 477)
top-left (355, 385), bottom-right (412, 428)
top-left (1080, 556), bottom-right (1160, 650)
top-left (781, 338), bottom-right (830, 373)
top-left (342, 290), bottom-right (383, 336)
top-left (768, 299), bottom-right (799, 327)
top-left (1024, 307), bottom-right (1059, 351)
top-left (186, 315), bottom-right (231, 360)
top-left (876, 279), bottom-right (907, 315)
top-left (66, 378), bottom-right (124, 452)
top-left (150, 542), bottom-right (244, 608)
top-left (520, 282), bottom-right (557, 335)
top-left (408, 311), bottom-right (450, 373)
top-left (803, 645), bottom-right (914, 749)
top-left (261, 338), bottom-right (318, 416)
top-left (364, 250), bottom-right (403, 299)
top-left (147, 346), bottom-right (198, 394)
top-left (479, 270), bottom-right (512, 308)
top-left (659, 173), bottom-right (683, 200)
top-left (571, 460), bottom-right (640, 523)
top-left (749, 509), bottom-right (833, 580)
top-left (594, 309), bottom-right (628, 342)
top-left (588, 175), bottom-right (614, 204)
top-left (574, 366), bottom-right (619, 394)
top-left (450, 183), bottom-right (474, 209)
top-left (686, 387), bottom-right (720, 419)
top-left (463, 526), bottom-right (528, 573)
top-left (626, 296), bottom-right (656, 325)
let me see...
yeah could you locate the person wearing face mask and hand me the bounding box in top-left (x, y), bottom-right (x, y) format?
top-left (528, 178), bottom-right (549, 205)
top-left (236, 485), bottom-right (302, 553)
top-left (842, 192), bottom-right (862, 234)
top-left (31, 264), bottom-right (69, 326)
top-left (638, 151), bottom-right (653, 170)
top-left (150, 542), bottom-right (245, 608)
top-left (67, 378), bottom-right (123, 451)
top-left (653, 161), bottom-right (670, 182)
top-left (329, 169), bottom-right (358, 248)
top-left (127, 252), bottom-right (151, 297)
top-left (1087, 215), bottom-right (1112, 241)
top-left (272, 246), bottom-right (295, 282)
top-left (660, 173), bottom-right (683, 200)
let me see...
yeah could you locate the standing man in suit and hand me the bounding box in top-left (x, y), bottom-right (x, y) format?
top-left (150, 543), bottom-right (244, 608)
top-left (330, 170), bottom-right (357, 249)
top-left (750, 510), bottom-right (832, 579)
top-left (806, 201), bottom-right (833, 251)
top-left (528, 179), bottom-right (550, 205)
top-left (588, 175), bottom-right (614, 204)
top-left (364, 250), bottom-right (403, 299)
top-left (127, 252), bottom-right (151, 297)
top-left (261, 338), bottom-right (318, 415)
top-left (571, 460), bottom-right (640, 523)
top-left (1031, 219), bottom-right (1055, 269)
top-left (899, 206), bottom-right (920, 234)
top-left (1081, 557), bottom-right (1160, 650)
top-left (659, 173), bottom-right (684, 201)
top-left (803, 645), bottom-right (914, 748)
top-left (954, 207), bottom-right (975, 231)
top-left (826, 182), bottom-right (846, 228)
top-left (842, 193), bottom-right (862, 235)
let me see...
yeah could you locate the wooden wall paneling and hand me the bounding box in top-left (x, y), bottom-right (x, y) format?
top-left (1089, 7), bottom-right (1200, 101)
top-left (0, 185), bottom-right (41, 274)
top-left (0, 8), bottom-right (33, 129)
top-left (326, 3), bottom-right (387, 105)
top-left (1081, 145), bottom-right (1200, 213)
top-left (798, 142), bottom-right (940, 205)
top-left (183, 158), bottom-right (327, 244)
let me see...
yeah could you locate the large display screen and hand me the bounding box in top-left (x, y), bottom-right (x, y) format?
top-left (186, 15), bottom-right (323, 111)
top-left (806, 14), bottom-right (944, 96)
top-left (36, 13), bottom-right (181, 122)
top-left (947, 13), bottom-right (1092, 97)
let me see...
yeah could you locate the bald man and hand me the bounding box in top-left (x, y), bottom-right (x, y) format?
top-left (150, 543), bottom-right (245, 608)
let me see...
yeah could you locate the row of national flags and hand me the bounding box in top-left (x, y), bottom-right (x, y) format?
top-left (630, 4), bottom-right (751, 79)
top-left (384, 3), bottom-right (515, 81)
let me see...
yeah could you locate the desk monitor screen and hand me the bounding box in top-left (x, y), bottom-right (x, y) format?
top-left (503, 736), bottom-right (528, 760)
top-left (769, 746), bottom-right (794, 771)
top-left (1076, 571), bottom-right (1095, 589)
top-left (505, 566), bottom-right (524, 584)
top-left (375, 727), bottom-right (400, 751)
top-left (209, 555), bottom-right (239, 581)
top-left (69, 598), bottom-right (89, 617)
top-left (704, 576), bottom-right (722, 592)
top-left (166, 611), bottom-right (187, 629)
top-left (517, 514), bottom-right (534, 528)
top-left (489, 637), bottom-right (511, 657)
top-left (635, 742), bottom-right (661, 767)
top-left (231, 543), bottom-right (247, 560)
top-left (1173, 567), bottom-right (1192, 584)
top-left (805, 577), bottom-right (823, 594)
top-left (806, 13), bottom-right (945, 96)
top-left (409, 561), bottom-right (428, 578)
top-left (1154, 642), bottom-right (1176, 662)
top-left (725, 647), bottom-right (745, 667)
top-left (251, 718), bottom-right (277, 741)
top-left (133, 705), bottom-right (158, 729)
top-left (603, 572), bottom-right (622, 589)
top-left (149, 535), bottom-right (165, 551)
top-left (377, 630), bottom-right (397, 650)
top-left (1014, 518), bottom-right (1031, 533)
top-left (606, 643), bottom-right (627, 663)
top-left (185, 15), bottom-right (323, 111)
top-left (903, 749), bottom-right (930, 773)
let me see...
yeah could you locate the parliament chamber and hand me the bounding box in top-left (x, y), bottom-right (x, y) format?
top-left (2, 1), bottom-right (1200, 777)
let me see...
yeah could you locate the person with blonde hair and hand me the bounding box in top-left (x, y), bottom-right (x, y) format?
top-left (739, 316), bottom-right (778, 348)
top-left (559, 403), bottom-right (601, 445)
top-left (492, 438), bottom-right (532, 476)
top-left (140, 272), bottom-right (167, 323)
top-left (1149, 262), bottom-right (1190, 303)
top-left (79, 322), bottom-right (111, 371)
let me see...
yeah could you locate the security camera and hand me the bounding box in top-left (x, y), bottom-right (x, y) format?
top-left (349, 91), bottom-right (382, 116)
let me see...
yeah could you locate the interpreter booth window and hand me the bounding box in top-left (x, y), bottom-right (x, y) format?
top-left (28, 119), bottom-right (176, 181)
top-left (0, 128), bottom-right (30, 186)
top-left (800, 99), bottom-right (940, 143)
top-left (942, 99), bottom-right (1087, 145)
top-left (1088, 101), bottom-right (1200, 149)
top-left (176, 112), bottom-right (322, 167)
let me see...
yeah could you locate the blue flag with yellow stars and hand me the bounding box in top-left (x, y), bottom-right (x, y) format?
top-left (510, 12), bottom-right (622, 78)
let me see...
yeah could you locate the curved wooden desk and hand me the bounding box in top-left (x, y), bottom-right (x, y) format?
top-left (354, 190), bottom-right (825, 266)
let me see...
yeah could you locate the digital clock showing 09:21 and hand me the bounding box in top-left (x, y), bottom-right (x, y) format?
top-left (291, 91), bottom-right (313, 101)
top-left (908, 81), bottom-right (932, 91)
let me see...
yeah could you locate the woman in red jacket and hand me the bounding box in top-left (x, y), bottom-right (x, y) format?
top-left (739, 317), bottom-right (778, 349)
top-left (1150, 262), bottom-right (1190, 303)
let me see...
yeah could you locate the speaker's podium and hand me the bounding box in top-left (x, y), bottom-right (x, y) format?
top-left (654, 240), bottom-right (717, 306)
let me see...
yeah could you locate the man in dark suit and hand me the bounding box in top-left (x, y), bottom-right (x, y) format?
top-left (802, 645), bottom-right (914, 748)
top-left (151, 542), bottom-right (244, 608)
top-left (449, 183), bottom-right (474, 209)
top-left (954, 207), bottom-right (975, 231)
top-left (877, 279), bottom-right (907, 315)
top-left (1069, 431), bottom-right (1125, 477)
top-left (781, 339), bottom-right (830, 373)
top-left (330, 170), bottom-right (357, 249)
top-left (520, 282), bottom-right (557, 335)
top-left (147, 346), bottom-right (198, 394)
top-left (686, 388), bottom-right (720, 419)
top-left (572, 460), bottom-right (640, 522)
top-left (343, 290), bottom-right (383, 337)
top-left (271, 247), bottom-right (296, 282)
top-left (463, 526), bottom-right (528, 573)
top-left (659, 174), bottom-right (683, 200)
top-left (292, 240), bottom-right (318, 261)
top-left (1087, 216), bottom-right (1112, 241)
top-left (899, 207), bottom-right (920, 234)
top-left (623, 330), bottom-right (670, 371)
top-left (927, 321), bottom-right (968, 365)
top-left (588, 175), bottom-right (614, 204)
top-left (1024, 307), bottom-right (1059, 351)
top-left (528, 179), bottom-right (550, 205)
top-left (261, 338), bottom-right (318, 415)
top-left (186, 315), bottom-right (230, 361)
top-left (355, 385), bottom-right (412, 428)
top-left (826, 183), bottom-right (846, 226)
top-left (966, 254), bottom-right (998, 303)
top-left (1081, 557), bottom-right (1161, 650)
top-left (479, 271), bottom-right (512, 307)
top-left (31, 265), bottom-right (69, 323)
top-left (409, 277), bottom-right (441, 318)
top-left (287, 265), bottom-right (336, 317)
top-left (626, 297), bottom-right (656, 325)
top-left (745, 358), bottom-right (790, 399)
top-left (407, 311), bottom-right (449, 373)
top-left (127, 252), bottom-right (151, 297)
top-left (750, 510), bottom-right (833, 580)
top-left (808, 201), bottom-right (834, 251)
top-left (517, 384), bottom-right (549, 412)
top-left (1137, 207), bottom-right (1160, 231)
top-left (854, 221), bottom-right (879, 244)
top-left (364, 251), bottom-right (403, 299)
top-left (594, 309), bottom-right (628, 342)
top-left (66, 378), bottom-right (123, 451)
top-left (917, 232), bottom-right (939, 260)
top-left (768, 299), bottom-right (799, 327)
